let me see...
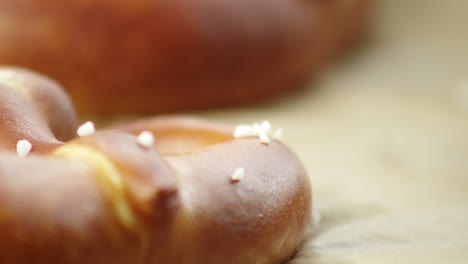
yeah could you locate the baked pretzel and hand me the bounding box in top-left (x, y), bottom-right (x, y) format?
top-left (0, 68), bottom-right (312, 263)
top-left (0, 0), bottom-right (369, 114)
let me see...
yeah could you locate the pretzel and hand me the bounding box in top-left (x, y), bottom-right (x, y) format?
top-left (0, 68), bottom-right (312, 263)
top-left (0, 0), bottom-right (369, 114)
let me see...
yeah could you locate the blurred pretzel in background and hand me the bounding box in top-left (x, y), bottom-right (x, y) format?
top-left (0, 0), bottom-right (369, 115)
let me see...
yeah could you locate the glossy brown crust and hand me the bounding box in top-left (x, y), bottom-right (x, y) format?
top-left (0, 0), bottom-right (369, 115)
top-left (115, 119), bottom-right (312, 263)
top-left (0, 154), bottom-right (146, 264)
top-left (0, 67), bottom-right (78, 152)
top-left (0, 69), bottom-right (312, 263)
top-left (112, 116), bottom-right (235, 155)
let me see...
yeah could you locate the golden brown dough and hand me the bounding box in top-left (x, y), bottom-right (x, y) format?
top-left (0, 0), bottom-right (369, 115)
top-left (0, 67), bottom-right (78, 152)
top-left (0, 68), bottom-right (312, 263)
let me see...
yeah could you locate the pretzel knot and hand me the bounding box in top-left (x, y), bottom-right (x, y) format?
top-left (0, 68), bottom-right (312, 264)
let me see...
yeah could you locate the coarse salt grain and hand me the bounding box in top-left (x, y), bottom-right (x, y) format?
top-left (234, 125), bottom-right (257, 138)
top-left (16, 139), bottom-right (32, 158)
top-left (137, 131), bottom-right (155, 148)
top-left (260, 120), bottom-right (272, 134)
top-left (77, 121), bottom-right (96, 137)
top-left (311, 202), bottom-right (321, 226)
top-left (312, 208), bottom-right (322, 226)
top-left (259, 132), bottom-right (271, 144)
top-left (233, 120), bottom-right (283, 144)
top-left (252, 122), bottom-right (262, 134)
top-left (231, 167), bottom-right (245, 182)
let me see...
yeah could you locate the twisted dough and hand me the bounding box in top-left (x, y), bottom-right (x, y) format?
top-left (0, 0), bottom-right (369, 114)
top-left (0, 68), bottom-right (312, 263)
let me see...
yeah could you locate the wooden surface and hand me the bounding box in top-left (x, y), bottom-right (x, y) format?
top-left (194, 0), bottom-right (468, 263)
